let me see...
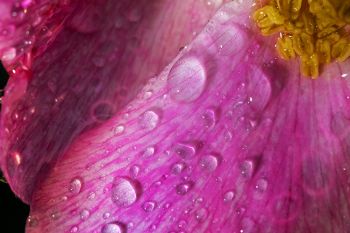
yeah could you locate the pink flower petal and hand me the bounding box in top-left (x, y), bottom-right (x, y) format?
top-left (0, 0), bottom-right (223, 203)
top-left (24, 1), bottom-right (350, 232)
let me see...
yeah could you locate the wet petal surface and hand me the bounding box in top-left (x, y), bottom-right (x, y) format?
top-left (24, 1), bottom-right (350, 232)
top-left (0, 0), bottom-right (224, 203)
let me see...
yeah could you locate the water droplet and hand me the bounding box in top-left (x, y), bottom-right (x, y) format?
top-left (50, 211), bottom-right (60, 220)
top-left (1, 47), bottom-right (16, 61)
top-left (69, 177), bottom-right (83, 194)
top-left (103, 212), bottom-right (111, 219)
top-left (111, 177), bottom-right (141, 207)
top-left (91, 101), bottom-right (114, 122)
top-left (199, 154), bottom-right (221, 172)
top-left (101, 222), bottom-right (125, 233)
top-left (240, 159), bottom-right (255, 178)
top-left (139, 109), bottom-right (160, 131)
top-left (129, 165), bottom-right (140, 178)
top-left (167, 56), bottom-right (206, 103)
top-left (114, 125), bottom-right (125, 135)
top-left (27, 216), bottom-right (38, 227)
top-left (201, 108), bottom-right (219, 129)
top-left (172, 142), bottom-right (197, 159)
top-left (216, 26), bottom-right (246, 56)
top-left (70, 226), bottom-right (79, 232)
top-left (143, 146), bottom-right (155, 157)
top-left (176, 181), bottom-right (194, 195)
top-left (80, 209), bottom-right (90, 221)
top-left (142, 201), bottom-right (156, 212)
top-left (223, 190), bottom-right (235, 202)
top-left (255, 178), bottom-right (268, 193)
top-left (171, 162), bottom-right (186, 175)
top-left (195, 208), bottom-right (208, 222)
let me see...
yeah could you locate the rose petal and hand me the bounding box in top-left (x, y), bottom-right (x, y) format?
top-left (0, 0), bottom-right (223, 203)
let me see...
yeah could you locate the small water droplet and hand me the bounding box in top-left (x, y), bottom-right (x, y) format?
top-left (139, 109), bottom-right (160, 131)
top-left (103, 212), bottom-right (111, 219)
top-left (50, 211), bottom-right (60, 220)
top-left (176, 181), bottom-right (194, 195)
top-left (114, 125), bottom-right (125, 135)
top-left (201, 108), bottom-right (219, 129)
top-left (70, 226), bottom-right (79, 232)
top-left (172, 142), bottom-right (197, 159)
top-left (195, 208), bottom-right (208, 222)
top-left (142, 201), bottom-right (156, 212)
top-left (129, 165), bottom-right (140, 178)
top-left (91, 101), bottom-right (114, 122)
top-left (240, 159), bottom-right (255, 178)
top-left (199, 154), bottom-right (221, 172)
top-left (27, 216), bottom-right (38, 227)
top-left (223, 190), bottom-right (235, 202)
top-left (171, 162), bottom-right (186, 175)
top-left (69, 177), bottom-right (83, 194)
top-left (143, 146), bottom-right (155, 157)
top-left (255, 178), bottom-right (268, 193)
top-left (111, 177), bottom-right (141, 207)
top-left (80, 209), bottom-right (90, 221)
top-left (101, 222), bottom-right (125, 233)
top-left (168, 56), bottom-right (206, 103)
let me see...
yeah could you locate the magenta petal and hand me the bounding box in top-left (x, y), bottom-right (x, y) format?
top-left (0, 0), bottom-right (222, 203)
top-left (26, 1), bottom-right (350, 232)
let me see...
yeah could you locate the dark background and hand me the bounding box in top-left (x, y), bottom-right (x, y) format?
top-left (0, 62), bottom-right (29, 233)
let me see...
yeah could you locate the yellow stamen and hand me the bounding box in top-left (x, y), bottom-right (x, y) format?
top-left (253, 0), bottom-right (350, 78)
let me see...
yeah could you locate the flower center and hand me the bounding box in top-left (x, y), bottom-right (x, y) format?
top-left (253, 0), bottom-right (350, 78)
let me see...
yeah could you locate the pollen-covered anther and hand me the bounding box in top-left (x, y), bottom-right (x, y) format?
top-left (253, 0), bottom-right (350, 78)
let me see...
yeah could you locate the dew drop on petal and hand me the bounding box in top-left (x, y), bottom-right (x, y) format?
top-left (143, 146), bottom-right (155, 157)
top-left (103, 212), bottom-right (111, 219)
top-left (255, 178), bottom-right (268, 193)
top-left (80, 209), bottom-right (90, 221)
top-left (129, 165), bottom-right (140, 178)
top-left (142, 201), bottom-right (156, 212)
top-left (201, 108), bottom-right (219, 129)
top-left (101, 222), bottom-right (125, 233)
top-left (223, 190), bottom-right (235, 202)
top-left (199, 154), bottom-right (221, 172)
top-left (195, 208), bottom-right (208, 222)
top-left (111, 177), bottom-right (141, 207)
top-left (240, 159), bottom-right (255, 178)
top-left (171, 162), bottom-right (186, 175)
top-left (168, 56), bottom-right (206, 103)
top-left (114, 125), bottom-right (125, 135)
top-left (139, 109), bottom-right (160, 131)
top-left (70, 226), bottom-right (79, 233)
top-left (172, 142), bottom-right (197, 159)
top-left (69, 177), bottom-right (83, 194)
top-left (176, 181), bottom-right (194, 195)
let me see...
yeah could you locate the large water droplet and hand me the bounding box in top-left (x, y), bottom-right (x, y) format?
top-left (142, 201), bottom-right (156, 212)
top-left (200, 154), bottom-right (221, 172)
top-left (111, 177), bottom-right (141, 207)
top-left (172, 142), bottom-right (197, 159)
top-left (139, 109), bottom-right (160, 131)
top-left (101, 222), bottom-right (125, 233)
top-left (168, 56), bottom-right (206, 103)
top-left (69, 177), bottom-right (83, 194)
top-left (176, 181), bottom-right (194, 195)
